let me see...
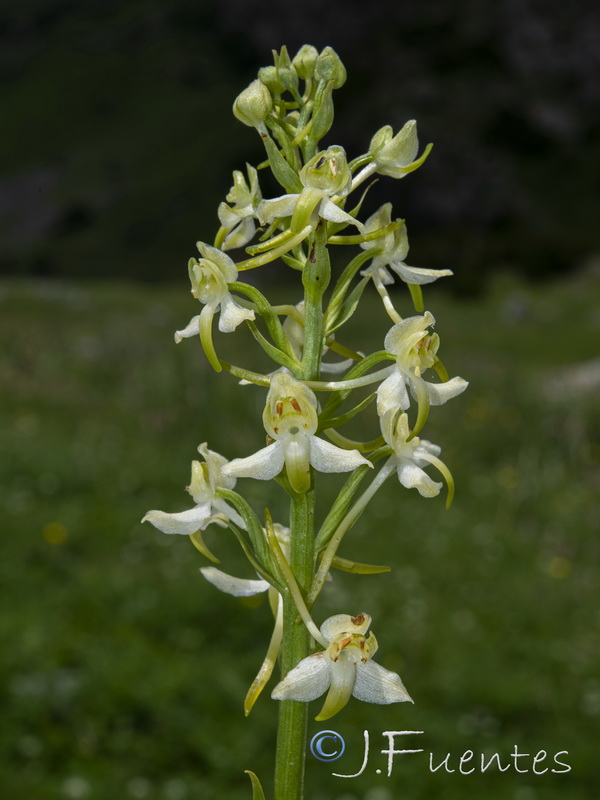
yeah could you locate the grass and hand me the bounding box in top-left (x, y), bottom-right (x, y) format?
top-left (0, 271), bottom-right (599, 799)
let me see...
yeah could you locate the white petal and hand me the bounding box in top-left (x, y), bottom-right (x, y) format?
top-left (271, 653), bottom-right (331, 702)
top-left (221, 441), bottom-right (285, 481)
top-left (257, 195), bottom-right (299, 224)
top-left (390, 262), bottom-right (453, 285)
top-left (200, 566), bottom-right (269, 596)
top-left (217, 202), bottom-right (241, 228)
top-left (309, 436), bottom-right (372, 474)
top-left (218, 293), bottom-right (255, 333)
top-left (142, 504), bottom-right (213, 535)
top-left (223, 217), bottom-right (256, 251)
top-left (383, 312), bottom-right (435, 354)
top-left (396, 459), bottom-right (442, 498)
top-left (377, 370), bottom-right (410, 416)
top-left (423, 376), bottom-right (469, 406)
top-left (353, 660), bottom-right (413, 704)
top-left (174, 315), bottom-right (200, 343)
top-left (320, 613), bottom-right (372, 642)
top-left (211, 498), bottom-right (247, 530)
top-left (319, 198), bottom-right (365, 232)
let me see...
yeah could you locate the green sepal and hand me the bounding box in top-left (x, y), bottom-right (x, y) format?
top-left (260, 131), bottom-right (303, 193)
top-left (245, 771), bottom-right (267, 800)
top-left (314, 443), bottom-right (392, 552)
top-left (318, 391), bottom-right (376, 431)
top-left (433, 357), bottom-right (450, 382)
top-left (247, 320), bottom-right (301, 372)
top-left (408, 283), bottom-right (424, 312)
top-left (215, 488), bottom-right (279, 580)
top-left (328, 219), bottom-right (404, 247)
top-left (331, 555), bottom-right (391, 574)
top-left (219, 360), bottom-right (271, 386)
top-left (323, 249), bottom-right (375, 332)
top-left (229, 281), bottom-right (296, 358)
top-left (189, 529), bottom-right (219, 563)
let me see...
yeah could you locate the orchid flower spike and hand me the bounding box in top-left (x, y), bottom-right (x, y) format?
top-left (221, 371), bottom-right (372, 494)
top-left (361, 204), bottom-right (453, 288)
top-left (378, 311), bottom-right (468, 433)
top-left (217, 164), bottom-right (262, 251)
top-left (272, 613), bottom-right (412, 721)
top-left (142, 443), bottom-right (245, 538)
top-left (174, 243), bottom-right (255, 371)
top-left (380, 410), bottom-right (454, 506)
top-left (258, 146), bottom-right (365, 236)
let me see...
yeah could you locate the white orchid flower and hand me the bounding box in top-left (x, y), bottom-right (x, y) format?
top-left (174, 243), bottom-right (255, 371)
top-left (142, 443), bottom-right (245, 538)
top-left (257, 146), bottom-right (365, 235)
top-left (361, 204), bottom-right (453, 287)
top-left (222, 372), bottom-right (372, 494)
top-left (217, 164), bottom-right (262, 251)
top-left (369, 120), bottom-right (432, 179)
top-left (380, 410), bottom-right (453, 504)
top-left (378, 311), bottom-right (468, 432)
top-left (272, 613), bottom-right (412, 720)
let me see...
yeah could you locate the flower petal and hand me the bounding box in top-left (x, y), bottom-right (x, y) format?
top-left (221, 441), bottom-right (285, 482)
top-left (218, 293), bottom-right (255, 333)
top-left (352, 660), bottom-right (413, 704)
top-left (377, 370), bottom-right (410, 416)
top-left (223, 217), bottom-right (256, 251)
top-left (390, 262), bottom-right (453, 285)
top-left (423, 376), bottom-right (469, 406)
top-left (257, 195), bottom-right (299, 224)
top-left (395, 459), bottom-right (442, 498)
top-left (142, 504), bottom-right (213, 535)
top-left (383, 312), bottom-right (435, 355)
top-left (319, 198), bottom-right (365, 232)
top-left (271, 653), bottom-right (331, 702)
top-left (200, 566), bottom-right (269, 596)
top-left (320, 613), bottom-right (372, 642)
top-left (174, 315), bottom-right (200, 344)
top-left (309, 436), bottom-right (372, 474)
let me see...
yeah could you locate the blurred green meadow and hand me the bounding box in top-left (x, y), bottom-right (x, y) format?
top-left (1, 271), bottom-right (599, 800)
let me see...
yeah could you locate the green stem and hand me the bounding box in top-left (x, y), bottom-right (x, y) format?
top-left (274, 491), bottom-right (315, 800)
top-left (274, 224), bottom-right (328, 799)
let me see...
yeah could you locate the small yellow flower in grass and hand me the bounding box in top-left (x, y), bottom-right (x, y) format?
top-left (272, 613), bottom-right (412, 720)
top-left (222, 372), bottom-right (371, 494)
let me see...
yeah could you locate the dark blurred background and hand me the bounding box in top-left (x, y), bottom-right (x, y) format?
top-left (2, 0), bottom-right (599, 289)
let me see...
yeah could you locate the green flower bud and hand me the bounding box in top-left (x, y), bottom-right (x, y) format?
top-left (315, 46), bottom-right (346, 89)
top-left (369, 121), bottom-right (433, 178)
top-left (233, 79), bottom-right (273, 129)
top-left (292, 44), bottom-right (319, 79)
top-left (300, 145), bottom-right (352, 196)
